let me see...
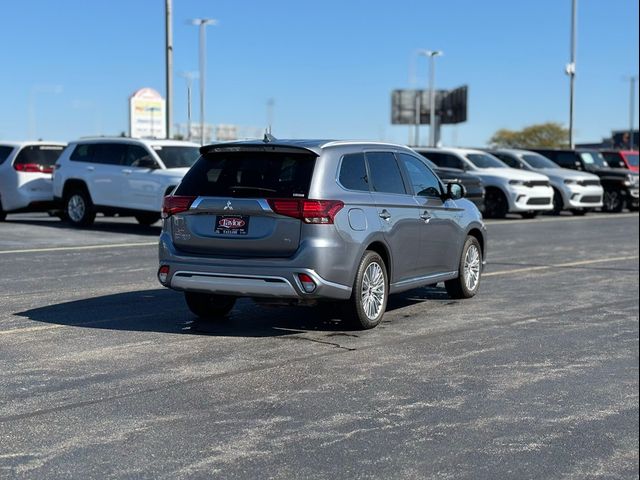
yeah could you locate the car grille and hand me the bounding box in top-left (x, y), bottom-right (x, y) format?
top-left (527, 197), bottom-right (551, 205)
top-left (525, 180), bottom-right (550, 188)
top-left (578, 179), bottom-right (600, 187)
top-left (581, 195), bottom-right (601, 203)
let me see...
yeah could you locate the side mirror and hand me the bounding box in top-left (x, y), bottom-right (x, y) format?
top-left (574, 161), bottom-right (583, 171)
top-left (447, 182), bottom-right (465, 200)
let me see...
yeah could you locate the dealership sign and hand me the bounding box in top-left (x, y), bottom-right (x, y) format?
top-left (129, 88), bottom-right (166, 139)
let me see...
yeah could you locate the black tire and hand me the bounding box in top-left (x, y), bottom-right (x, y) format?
top-left (521, 211), bottom-right (538, 219)
top-left (484, 188), bottom-right (508, 219)
top-left (135, 213), bottom-right (161, 226)
top-left (602, 188), bottom-right (624, 213)
top-left (64, 189), bottom-right (96, 227)
top-left (570, 209), bottom-right (588, 216)
top-left (345, 251), bottom-right (388, 329)
top-left (0, 199), bottom-right (6, 221)
top-left (550, 188), bottom-right (564, 215)
top-left (445, 236), bottom-right (482, 299)
top-left (184, 292), bottom-right (236, 319)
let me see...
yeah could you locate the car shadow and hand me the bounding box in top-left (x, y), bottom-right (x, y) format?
top-left (6, 217), bottom-right (162, 236)
top-left (16, 286), bottom-right (450, 338)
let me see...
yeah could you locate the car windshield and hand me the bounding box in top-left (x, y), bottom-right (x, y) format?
top-left (579, 152), bottom-right (609, 168)
top-left (624, 153), bottom-right (639, 167)
top-left (522, 153), bottom-right (559, 169)
top-left (152, 146), bottom-right (200, 168)
top-left (466, 153), bottom-right (507, 169)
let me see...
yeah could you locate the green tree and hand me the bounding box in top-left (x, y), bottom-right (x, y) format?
top-left (488, 122), bottom-right (569, 148)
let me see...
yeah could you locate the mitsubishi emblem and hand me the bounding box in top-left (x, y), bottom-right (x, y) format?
top-left (224, 201), bottom-right (233, 211)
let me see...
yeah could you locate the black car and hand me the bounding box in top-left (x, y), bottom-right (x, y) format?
top-left (531, 149), bottom-right (639, 212)
top-left (416, 153), bottom-right (485, 212)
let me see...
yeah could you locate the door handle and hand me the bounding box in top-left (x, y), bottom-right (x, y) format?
top-left (86, 166), bottom-right (95, 172)
top-left (420, 210), bottom-right (433, 222)
top-left (122, 169), bottom-right (133, 175)
top-left (378, 210), bottom-right (391, 220)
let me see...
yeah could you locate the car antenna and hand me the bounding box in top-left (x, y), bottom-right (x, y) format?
top-left (263, 126), bottom-right (276, 143)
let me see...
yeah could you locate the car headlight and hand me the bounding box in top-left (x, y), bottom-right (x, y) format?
top-left (564, 179), bottom-right (578, 185)
top-left (628, 174), bottom-right (640, 188)
top-left (508, 180), bottom-right (525, 186)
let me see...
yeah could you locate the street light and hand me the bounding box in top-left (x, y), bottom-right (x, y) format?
top-left (566, 0), bottom-right (577, 149)
top-left (179, 72), bottom-right (198, 141)
top-left (418, 50), bottom-right (443, 147)
top-left (190, 18), bottom-right (218, 145)
top-left (627, 75), bottom-right (638, 149)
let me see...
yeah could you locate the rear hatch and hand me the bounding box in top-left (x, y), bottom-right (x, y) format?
top-left (169, 145), bottom-right (317, 257)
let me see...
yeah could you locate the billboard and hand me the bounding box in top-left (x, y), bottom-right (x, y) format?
top-left (129, 88), bottom-right (166, 139)
top-left (391, 86), bottom-right (467, 125)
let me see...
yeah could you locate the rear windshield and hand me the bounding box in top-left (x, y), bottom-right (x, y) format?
top-left (0, 146), bottom-right (14, 164)
top-left (175, 151), bottom-right (316, 198)
top-left (14, 145), bottom-right (64, 167)
top-left (151, 145), bottom-right (200, 169)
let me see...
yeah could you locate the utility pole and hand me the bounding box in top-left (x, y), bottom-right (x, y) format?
top-left (179, 72), bottom-right (198, 141)
top-left (191, 18), bottom-right (218, 145)
top-left (629, 75), bottom-right (638, 149)
top-left (266, 98), bottom-right (275, 132)
top-left (165, 0), bottom-right (173, 139)
top-left (418, 50), bottom-right (443, 147)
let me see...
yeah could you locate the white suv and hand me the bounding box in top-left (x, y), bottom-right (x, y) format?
top-left (53, 137), bottom-right (200, 226)
top-left (416, 147), bottom-right (554, 218)
top-left (0, 141), bottom-right (66, 220)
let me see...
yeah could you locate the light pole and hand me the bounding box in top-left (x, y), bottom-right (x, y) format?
top-left (566, 0), bottom-right (577, 149)
top-left (165, 0), bottom-right (173, 139)
top-left (179, 72), bottom-right (198, 141)
top-left (266, 98), bottom-right (275, 132)
top-left (418, 50), bottom-right (443, 147)
top-left (628, 75), bottom-right (638, 149)
top-left (190, 18), bottom-right (218, 145)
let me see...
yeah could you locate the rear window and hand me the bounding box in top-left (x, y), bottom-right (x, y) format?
top-left (175, 151), bottom-right (316, 198)
top-left (151, 145), bottom-right (200, 168)
top-left (14, 145), bottom-right (64, 168)
top-left (339, 153), bottom-right (369, 191)
top-left (366, 152), bottom-right (407, 195)
top-left (0, 146), bottom-right (14, 164)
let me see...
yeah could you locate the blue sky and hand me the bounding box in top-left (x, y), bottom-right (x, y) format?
top-left (1, 0), bottom-right (638, 146)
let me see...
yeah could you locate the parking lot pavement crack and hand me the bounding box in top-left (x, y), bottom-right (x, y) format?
top-left (284, 334), bottom-right (357, 352)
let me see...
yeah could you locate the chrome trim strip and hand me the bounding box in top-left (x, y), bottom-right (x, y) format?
top-left (391, 270), bottom-right (458, 288)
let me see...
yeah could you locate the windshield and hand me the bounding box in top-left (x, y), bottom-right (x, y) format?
top-left (522, 153), bottom-right (559, 169)
top-left (152, 146), bottom-right (200, 168)
top-left (466, 153), bottom-right (507, 169)
top-left (623, 153), bottom-right (639, 167)
top-left (579, 152), bottom-right (609, 169)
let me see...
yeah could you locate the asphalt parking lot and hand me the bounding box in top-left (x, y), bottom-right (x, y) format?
top-left (0, 212), bottom-right (638, 479)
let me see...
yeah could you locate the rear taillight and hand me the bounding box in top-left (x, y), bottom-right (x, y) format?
top-left (14, 163), bottom-right (53, 174)
top-left (267, 199), bottom-right (344, 224)
top-left (158, 265), bottom-right (170, 284)
top-left (162, 195), bottom-right (196, 218)
top-left (297, 273), bottom-right (317, 293)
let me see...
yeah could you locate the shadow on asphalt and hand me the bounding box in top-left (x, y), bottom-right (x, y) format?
top-left (5, 217), bottom-right (162, 237)
top-left (16, 287), bottom-right (450, 337)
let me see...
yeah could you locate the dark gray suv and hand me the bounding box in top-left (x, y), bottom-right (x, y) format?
top-left (158, 139), bottom-right (486, 329)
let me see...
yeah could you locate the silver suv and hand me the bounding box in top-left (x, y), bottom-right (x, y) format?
top-left (158, 139), bottom-right (486, 329)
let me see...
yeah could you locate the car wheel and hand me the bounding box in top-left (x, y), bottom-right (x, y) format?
top-left (484, 189), bottom-right (508, 219)
top-left (346, 251), bottom-right (388, 329)
top-left (0, 199), bottom-right (6, 221)
top-left (570, 209), bottom-right (587, 216)
top-left (521, 211), bottom-right (538, 219)
top-left (445, 236), bottom-right (482, 299)
top-left (135, 213), bottom-right (161, 226)
top-left (551, 189), bottom-right (564, 215)
top-left (65, 189), bottom-right (96, 227)
top-left (184, 292), bottom-right (236, 319)
top-left (602, 188), bottom-right (624, 213)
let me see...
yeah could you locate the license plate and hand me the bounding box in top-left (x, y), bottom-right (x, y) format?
top-left (215, 215), bottom-right (250, 235)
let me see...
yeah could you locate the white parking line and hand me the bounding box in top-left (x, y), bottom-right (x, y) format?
top-left (485, 212), bottom-right (639, 225)
top-left (0, 242), bottom-right (157, 255)
top-left (485, 255), bottom-right (639, 277)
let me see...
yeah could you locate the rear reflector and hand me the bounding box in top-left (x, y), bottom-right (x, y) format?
top-left (14, 163), bottom-right (53, 174)
top-left (158, 265), bottom-right (170, 284)
top-left (297, 273), bottom-right (317, 293)
top-left (162, 195), bottom-right (196, 218)
top-left (267, 199), bottom-right (344, 224)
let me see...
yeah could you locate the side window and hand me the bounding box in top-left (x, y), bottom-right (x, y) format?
top-left (397, 153), bottom-right (442, 197)
top-left (427, 152), bottom-right (463, 170)
top-left (95, 143), bottom-right (127, 165)
top-left (339, 153), bottom-right (369, 191)
top-left (124, 145), bottom-right (155, 167)
top-left (0, 146), bottom-right (14, 164)
top-left (365, 152), bottom-right (407, 195)
top-left (70, 144), bottom-right (90, 162)
top-left (554, 152), bottom-right (576, 168)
